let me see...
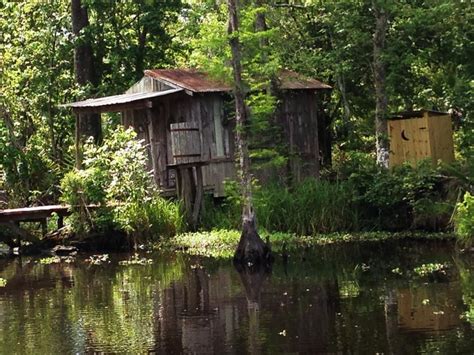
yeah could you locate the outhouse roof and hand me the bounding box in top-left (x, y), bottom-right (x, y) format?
top-left (388, 109), bottom-right (449, 120)
top-left (63, 88), bottom-right (183, 113)
top-left (144, 68), bottom-right (331, 93)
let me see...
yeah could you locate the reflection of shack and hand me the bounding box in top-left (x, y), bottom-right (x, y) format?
top-left (180, 267), bottom-right (217, 354)
top-left (397, 285), bottom-right (463, 332)
top-left (387, 110), bottom-right (455, 168)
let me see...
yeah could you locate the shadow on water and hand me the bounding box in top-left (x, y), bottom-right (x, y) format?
top-left (0, 240), bottom-right (473, 354)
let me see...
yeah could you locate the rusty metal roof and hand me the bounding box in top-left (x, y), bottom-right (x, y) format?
top-left (145, 69), bottom-right (231, 93)
top-left (63, 88), bottom-right (183, 110)
top-left (145, 69), bottom-right (331, 93)
top-left (278, 70), bottom-right (332, 90)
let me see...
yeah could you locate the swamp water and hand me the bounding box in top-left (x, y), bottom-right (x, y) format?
top-left (0, 240), bottom-right (473, 354)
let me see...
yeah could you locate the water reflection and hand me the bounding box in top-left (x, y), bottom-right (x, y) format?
top-left (0, 241), bottom-right (472, 354)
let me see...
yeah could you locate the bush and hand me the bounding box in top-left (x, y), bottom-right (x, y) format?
top-left (348, 160), bottom-right (454, 231)
top-left (202, 158), bottom-right (460, 234)
top-left (60, 127), bottom-right (183, 241)
top-left (454, 192), bottom-right (474, 247)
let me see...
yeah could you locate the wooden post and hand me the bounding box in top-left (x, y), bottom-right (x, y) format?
top-left (147, 108), bottom-right (160, 185)
top-left (41, 219), bottom-right (47, 236)
top-left (75, 112), bottom-right (82, 169)
top-left (58, 215), bottom-right (64, 229)
top-left (191, 165), bottom-right (204, 229)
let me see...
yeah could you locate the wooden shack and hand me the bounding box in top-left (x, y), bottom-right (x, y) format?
top-left (387, 110), bottom-right (455, 168)
top-left (66, 69), bottom-right (331, 197)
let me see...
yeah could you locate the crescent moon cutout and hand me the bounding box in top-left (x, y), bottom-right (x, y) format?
top-left (401, 130), bottom-right (410, 141)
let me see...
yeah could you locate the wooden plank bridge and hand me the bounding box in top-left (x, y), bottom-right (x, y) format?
top-left (0, 205), bottom-right (74, 239)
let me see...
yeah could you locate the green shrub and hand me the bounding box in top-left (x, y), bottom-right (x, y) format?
top-left (454, 192), bottom-right (474, 247)
top-left (60, 127), bottom-right (183, 241)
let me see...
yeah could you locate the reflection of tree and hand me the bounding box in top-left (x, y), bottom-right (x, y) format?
top-left (235, 262), bottom-right (271, 355)
top-left (384, 288), bottom-right (399, 355)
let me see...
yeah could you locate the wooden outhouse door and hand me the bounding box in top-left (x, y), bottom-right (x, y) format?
top-left (388, 111), bottom-right (454, 168)
top-left (170, 122), bottom-right (202, 165)
top-left (388, 116), bottom-right (431, 167)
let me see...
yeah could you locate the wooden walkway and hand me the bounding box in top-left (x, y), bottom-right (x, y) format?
top-left (0, 205), bottom-right (74, 239)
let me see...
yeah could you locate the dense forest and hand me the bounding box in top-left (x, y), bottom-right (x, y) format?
top-left (0, 0), bottom-right (473, 245)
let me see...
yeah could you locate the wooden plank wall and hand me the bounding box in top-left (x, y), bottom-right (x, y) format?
top-left (125, 77), bottom-right (173, 94)
top-left (427, 113), bottom-right (455, 164)
top-left (139, 92), bottom-right (235, 196)
top-left (275, 90), bottom-right (320, 182)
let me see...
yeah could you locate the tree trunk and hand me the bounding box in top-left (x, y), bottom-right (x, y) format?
top-left (373, 2), bottom-right (389, 167)
top-left (227, 0), bottom-right (271, 265)
top-left (71, 0), bottom-right (101, 144)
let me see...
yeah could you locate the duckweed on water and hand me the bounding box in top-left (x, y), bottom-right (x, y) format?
top-left (163, 229), bottom-right (454, 259)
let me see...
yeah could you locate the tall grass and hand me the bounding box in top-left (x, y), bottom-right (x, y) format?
top-left (146, 195), bottom-right (184, 240)
top-left (201, 179), bottom-right (358, 235)
top-left (255, 180), bottom-right (358, 234)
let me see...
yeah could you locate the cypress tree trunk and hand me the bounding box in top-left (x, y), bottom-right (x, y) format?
top-left (71, 0), bottom-right (101, 144)
top-left (373, 2), bottom-right (389, 167)
top-left (227, 0), bottom-right (271, 265)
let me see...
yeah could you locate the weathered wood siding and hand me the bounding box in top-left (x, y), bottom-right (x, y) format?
top-left (121, 77), bottom-right (324, 196)
top-left (126, 76), bottom-right (173, 94)
top-left (275, 90), bottom-right (320, 182)
top-left (123, 90), bottom-right (235, 196)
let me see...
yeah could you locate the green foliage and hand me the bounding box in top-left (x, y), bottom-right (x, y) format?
top-left (454, 192), bottom-right (474, 247)
top-left (203, 178), bottom-right (357, 234)
top-left (0, 278), bottom-right (6, 287)
top-left (60, 127), bottom-right (183, 240)
top-left (0, 1), bottom-right (183, 206)
top-left (186, 2), bottom-right (285, 171)
top-left (203, 158), bottom-right (462, 234)
top-left (346, 158), bottom-right (455, 230)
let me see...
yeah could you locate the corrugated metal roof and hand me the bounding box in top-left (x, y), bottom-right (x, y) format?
top-left (63, 88), bottom-right (183, 109)
top-left (145, 69), bottom-right (331, 93)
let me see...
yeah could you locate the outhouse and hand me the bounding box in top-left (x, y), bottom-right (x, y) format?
top-left (387, 110), bottom-right (455, 168)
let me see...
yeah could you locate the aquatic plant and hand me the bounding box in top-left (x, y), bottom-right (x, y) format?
top-left (165, 230), bottom-right (453, 259)
top-left (339, 281), bottom-right (361, 299)
top-left (39, 256), bottom-right (61, 264)
top-left (118, 254), bottom-right (153, 266)
top-left (413, 263), bottom-right (449, 277)
top-left (85, 254), bottom-right (110, 265)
